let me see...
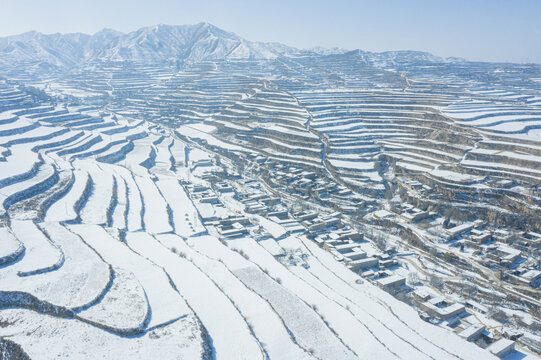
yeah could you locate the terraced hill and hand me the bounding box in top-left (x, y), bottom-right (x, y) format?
top-left (0, 24), bottom-right (540, 359)
top-left (0, 83), bottom-right (498, 359)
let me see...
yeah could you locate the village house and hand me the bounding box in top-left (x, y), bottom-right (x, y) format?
top-left (214, 181), bottom-right (234, 193)
top-left (400, 207), bottom-right (431, 223)
top-left (465, 300), bottom-right (489, 314)
top-left (458, 323), bottom-right (485, 342)
top-left (373, 209), bottom-right (394, 221)
top-left (413, 288), bottom-right (433, 302)
top-left (485, 244), bottom-right (521, 267)
top-left (493, 229), bottom-right (513, 244)
top-left (486, 338), bottom-right (515, 358)
top-left (334, 242), bottom-right (361, 254)
top-left (519, 269), bottom-right (541, 288)
top-left (336, 229), bottom-right (364, 241)
top-left (349, 257), bottom-right (379, 272)
top-left (218, 223), bottom-right (248, 239)
top-left (469, 229), bottom-right (492, 243)
top-left (522, 231), bottom-right (541, 249)
top-left (295, 210), bottom-right (318, 221)
top-left (445, 222), bottom-right (475, 240)
top-left (267, 209), bottom-right (289, 219)
top-left (420, 297), bottom-right (465, 319)
top-left (343, 250), bottom-right (367, 261)
top-left (269, 216), bottom-right (305, 233)
top-left (376, 274), bottom-right (406, 291)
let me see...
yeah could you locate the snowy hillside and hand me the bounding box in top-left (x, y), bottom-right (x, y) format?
top-left (0, 23), bottom-right (298, 67)
top-left (0, 84), bottom-right (499, 359)
top-left (0, 23), bottom-right (540, 360)
top-left (0, 23), bottom-right (455, 70)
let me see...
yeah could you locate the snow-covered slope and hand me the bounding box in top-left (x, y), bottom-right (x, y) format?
top-left (0, 81), bottom-right (501, 359)
top-left (0, 23), bottom-right (539, 360)
top-left (0, 22), bottom-right (463, 71)
top-left (0, 23), bottom-right (297, 67)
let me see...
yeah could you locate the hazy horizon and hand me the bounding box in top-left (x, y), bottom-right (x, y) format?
top-left (1, 0), bottom-right (540, 64)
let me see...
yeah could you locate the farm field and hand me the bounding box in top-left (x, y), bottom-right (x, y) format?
top-left (0, 22), bottom-right (540, 359)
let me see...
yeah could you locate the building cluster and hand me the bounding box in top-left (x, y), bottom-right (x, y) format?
top-left (260, 160), bottom-right (370, 214)
top-left (180, 152), bottom-right (538, 359)
top-left (412, 289), bottom-right (518, 358)
top-left (398, 203), bottom-right (436, 223)
top-left (314, 227), bottom-right (407, 293)
top-left (383, 199), bottom-right (541, 290)
top-left (441, 221), bottom-right (541, 289)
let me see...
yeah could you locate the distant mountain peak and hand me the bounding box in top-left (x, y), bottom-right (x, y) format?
top-left (0, 23), bottom-right (452, 69)
top-left (93, 28), bottom-right (124, 37)
top-left (0, 23), bottom-right (299, 67)
top-left (309, 46), bottom-right (350, 55)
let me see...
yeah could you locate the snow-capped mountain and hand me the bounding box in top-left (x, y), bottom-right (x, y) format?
top-left (0, 23), bottom-right (299, 67)
top-left (0, 22), bottom-right (463, 71)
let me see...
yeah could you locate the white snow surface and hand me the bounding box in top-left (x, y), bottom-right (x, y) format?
top-left (0, 99), bottom-right (504, 360)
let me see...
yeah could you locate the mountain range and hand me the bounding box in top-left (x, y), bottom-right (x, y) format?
top-left (0, 22), bottom-right (451, 69)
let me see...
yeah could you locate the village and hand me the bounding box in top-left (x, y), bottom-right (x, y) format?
top-left (0, 8), bottom-right (540, 358)
top-left (176, 141), bottom-right (541, 359)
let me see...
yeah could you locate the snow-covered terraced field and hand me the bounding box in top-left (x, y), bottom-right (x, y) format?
top-left (0, 81), bottom-right (501, 359)
top-left (165, 60), bottom-right (539, 204)
top-left (444, 101), bottom-right (541, 135)
top-left (1, 33), bottom-right (540, 359)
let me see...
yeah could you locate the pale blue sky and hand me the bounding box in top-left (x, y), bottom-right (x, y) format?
top-left (0, 0), bottom-right (540, 63)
